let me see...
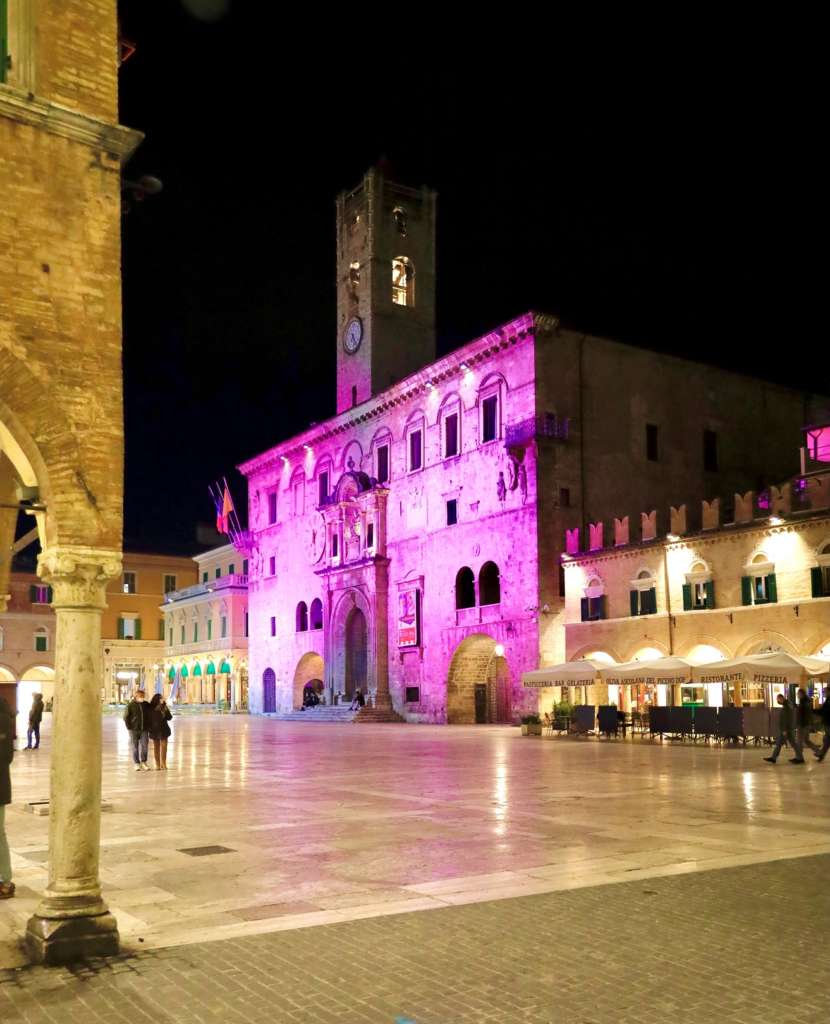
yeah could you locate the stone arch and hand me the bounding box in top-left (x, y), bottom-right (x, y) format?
top-left (568, 644), bottom-right (623, 665)
top-left (0, 665), bottom-right (15, 682)
top-left (446, 632), bottom-right (511, 724)
top-left (292, 652), bottom-right (325, 709)
top-left (455, 566), bottom-right (475, 609)
top-left (736, 631), bottom-right (798, 656)
top-left (340, 439), bottom-right (364, 473)
top-left (679, 636), bottom-right (733, 661)
top-left (479, 561), bottom-right (501, 606)
top-left (623, 638), bottom-right (670, 661)
top-left (295, 601), bottom-right (308, 632)
top-left (309, 597), bottom-right (323, 630)
top-left (329, 588), bottom-right (374, 700)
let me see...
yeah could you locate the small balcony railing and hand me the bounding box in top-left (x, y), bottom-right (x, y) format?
top-left (505, 413), bottom-right (569, 447)
top-left (164, 574), bottom-right (248, 605)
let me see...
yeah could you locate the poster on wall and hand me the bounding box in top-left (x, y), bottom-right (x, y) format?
top-left (398, 588), bottom-right (421, 647)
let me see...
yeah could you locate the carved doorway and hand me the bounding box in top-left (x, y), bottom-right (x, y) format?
top-left (262, 668), bottom-right (276, 713)
top-left (344, 607), bottom-right (368, 699)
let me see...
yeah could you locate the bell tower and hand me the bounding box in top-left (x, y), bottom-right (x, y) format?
top-left (335, 167), bottom-right (437, 414)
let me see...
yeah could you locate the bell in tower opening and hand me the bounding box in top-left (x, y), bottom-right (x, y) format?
top-left (335, 166), bottom-right (437, 414)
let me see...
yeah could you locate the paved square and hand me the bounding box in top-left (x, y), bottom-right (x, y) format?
top-left (2, 715), bottom-right (829, 973)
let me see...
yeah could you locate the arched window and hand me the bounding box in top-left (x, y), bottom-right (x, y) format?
top-left (455, 567), bottom-right (475, 610)
top-left (309, 598), bottom-right (323, 630)
top-left (479, 562), bottom-right (501, 606)
top-left (392, 256), bottom-right (414, 307)
top-left (296, 601), bottom-right (308, 632)
top-left (743, 552), bottom-right (776, 606)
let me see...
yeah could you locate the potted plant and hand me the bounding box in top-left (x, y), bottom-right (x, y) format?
top-left (521, 713), bottom-right (543, 736)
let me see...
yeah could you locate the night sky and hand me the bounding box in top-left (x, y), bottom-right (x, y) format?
top-left (116, 1), bottom-right (822, 555)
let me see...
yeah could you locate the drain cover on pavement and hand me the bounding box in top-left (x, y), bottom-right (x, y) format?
top-left (178, 845), bottom-right (235, 857)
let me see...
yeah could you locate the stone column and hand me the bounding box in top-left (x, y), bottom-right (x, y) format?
top-left (26, 546), bottom-right (121, 964)
top-left (373, 559), bottom-right (391, 709)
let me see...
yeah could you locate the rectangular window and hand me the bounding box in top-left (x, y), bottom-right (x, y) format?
top-left (168, 628), bottom-right (173, 646)
top-left (646, 423), bottom-right (659, 462)
top-left (703, 429), bottom-right (718, 472)
top-left (244, 612), bottom-right (249, 637)
top-left (202, 571), bottom-right (208, 583)
top-left (1, 4), bottom-right (8, 86)
top-left (228, 563), bottom-right (235, 576)
top-left (754, 575), bottom-right (767, 603)
top-left (693, 582), bottom-right (707, 608)
top-left (482, 395), bottom-right (498, 443)
top-left (180, 625), bottom-right (185, 645)
top-left (366, 522), bottom-right (375, 549)
top-left (221, 616), bottom-right (228, 639)
top-left (193, 622), bottom-right (199, 643)
top-left (270, 616), bottom-right (276, 637)
top-left (444, 413), bottom-right (459, 458)
top-left (158, 619), bottom-right (165, 641)
top-left (446, 499), bottom-right (458, 526)
top-left (823, 566), bottom-right (830, 595)
top-left (120, 616), bottom-right (140, 640)
top-left (409, 429), bottom-right (422, 471)
top-left (215, 567), bottom-right (221, 579)
top-left (405, 686), bottom-right (421, 704)
top-left (123, 572), bottom-right (136, 594)
top-left (207, 619), bottom-right (212, 641)
top-left (318, 471), bottom-right (329, 506)
top-left (558, 563), bottom-right (566, 597)
top-left (560, 487), bottom-right (571, 508)
top-left (35, 633), bottom-right (48, 653)
top-left (269, 555), bottom-right (276, 575)
top-left (268, 491), bottom-right (278, 524)
top-left (331, 533), bottom-right (339, 558)
top-left (30, 584), bottom-right (52, 604)
top-left (242, 558), bottom-right (249, 575)
top-left (163, 574), bottom-right (177, 594)
top-left (293, 477), bottom-right (304, 516)
top-left (376, 443), bottom-right (390, 484)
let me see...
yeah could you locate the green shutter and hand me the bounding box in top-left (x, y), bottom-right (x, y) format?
top-left (1, 0), bottom-right (8, 85)
top-left (158, 619), bottom-right (165, 640)
top-left (134, 619), bottom-right (142, 640)
top-left (705, 580), bottom-right (715, 609)
top-left (741, 576), bottom-right (752, 606)
top-left (117, 618), bottom-right (125, 640)
top-left (580, 597), bottom-right (589, 621)
top-left (47, 586), bottom-right (53, 603)
top-left (630, 590), bottom-right (639, 616)
top-left (766, 573), bottom-right (778, 603)
top-left (811, 567), bottom-right (824, 598)
top-left (648, 588), bottom-right (657, 614)
top-left (682, 584), bottom-right (692, 611)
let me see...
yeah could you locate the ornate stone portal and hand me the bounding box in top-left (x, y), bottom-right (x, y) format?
top-left (25, 547), bottom-right (122, 964)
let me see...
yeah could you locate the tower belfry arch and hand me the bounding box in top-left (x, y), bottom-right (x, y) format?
top-left (1, 0), bottom-right (142, 963)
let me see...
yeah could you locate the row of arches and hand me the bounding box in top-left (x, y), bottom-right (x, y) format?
top-left (455, 562), bottom-right (501, 609)
top-left (295, 598), bottom-right (323, 632)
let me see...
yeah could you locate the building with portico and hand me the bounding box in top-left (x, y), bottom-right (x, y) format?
top-left (239, 167), bottom-right (825, 724)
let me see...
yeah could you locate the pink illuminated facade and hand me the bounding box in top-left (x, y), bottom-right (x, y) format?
top-left (239, 168), bottom-right (822, 724)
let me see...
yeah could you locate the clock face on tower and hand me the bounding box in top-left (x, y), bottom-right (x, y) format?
top-left (342, 317), bottom-right (363, 355)
top-left (306, 512), bottom-right (326, 565)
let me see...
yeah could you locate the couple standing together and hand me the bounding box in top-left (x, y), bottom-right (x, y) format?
top-left (123, 690), bottom-right (173, 771)
top-left (765, 689), bottom-right (830, 764)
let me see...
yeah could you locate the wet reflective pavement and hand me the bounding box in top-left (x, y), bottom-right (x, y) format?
top-left (2, 715), bottom-right (829, 968)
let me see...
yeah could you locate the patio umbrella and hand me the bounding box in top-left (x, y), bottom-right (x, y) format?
top-left (521, 659), bottom-right (608, 688)
top-left (600, 657), bottom-right (695, 686)
top-left (692, 651), bottom-right (830, 686)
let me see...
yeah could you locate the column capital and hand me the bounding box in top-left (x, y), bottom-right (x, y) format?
top-left (37, 546), bottom-right (122, 609)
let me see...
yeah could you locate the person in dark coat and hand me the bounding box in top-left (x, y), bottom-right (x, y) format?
top-left (764, 693), bottom-right (804, 764)
top-left (148, 693), bottom-right (172, 770)
top-left (796, 688), bottom-right (821, 757)
top-left (26, 692), bottom-right (44, 750)
top-left (812, 692), bottom-right (830, 762)
top-left (0, 695), bottom-right (15, 899)
top-left (123, 689), bottom-right (151, 771)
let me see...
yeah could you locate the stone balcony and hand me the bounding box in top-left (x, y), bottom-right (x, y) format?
top-left (164, 574), bottom-right (248, 605)
top-left (505, 413), bottom-right (569, 448)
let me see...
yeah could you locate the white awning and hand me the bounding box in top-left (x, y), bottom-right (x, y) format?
top-left (692, 652), bottom-right (830, 686)
top-left (600, 657), bottom-right (695, 686)
top-left (521, 659), bottom-right (607, 688)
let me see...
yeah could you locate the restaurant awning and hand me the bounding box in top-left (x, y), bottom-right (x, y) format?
top-left (521, 659), bottom-right (608, 688)
top-left (600, 657), bottom-right (695, 686)
top-left (692, 651), bottom-right (830, 686)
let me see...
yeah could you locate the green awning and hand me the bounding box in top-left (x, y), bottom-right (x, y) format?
top-left (219, 661), bottom-right (231, 674)
top-left (180, 665), bottom-right (189, 677)
top-left (205, 662), bottom-right (216, 675)
top-left (193, 663), bottom-right (202, 676)
top-left (168, 667), bottom-right (176, 680)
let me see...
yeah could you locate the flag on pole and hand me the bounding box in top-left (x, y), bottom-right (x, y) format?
top-left (221, 483), bottom-right (234, 534)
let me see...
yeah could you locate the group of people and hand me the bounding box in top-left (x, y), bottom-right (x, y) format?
top-left (123, 689), bottom-right (173, 770)
top-left (765, 689), bottom-right (830, 764)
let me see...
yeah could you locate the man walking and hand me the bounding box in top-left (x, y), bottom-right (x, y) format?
top-left (813, 691), bottom-right (830, 762)
top-left (764, 693), bottom-right (804, 764)
top-left (25, 692), bottom-right (44, 750)
top-left (796, 688), bottom-right (822, 758)
top-left (124, 689), bottom-right (151, 771)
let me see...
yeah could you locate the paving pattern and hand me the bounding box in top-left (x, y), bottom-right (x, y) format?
top-left (1, 853), bottom-right (828, 1023)
top-left (2, 715), bottom-right (830, 973)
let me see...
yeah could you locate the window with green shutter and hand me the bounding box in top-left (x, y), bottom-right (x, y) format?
top-left (630, 590), bottom-right (639, 616)
top-left (741, 576), bottom-right (752, 605)
top-left (766, 573), bottom-right (778, 603)
top-left (117, 618), bottom-right (125, 640)
top-left (682, 584), bottom-right (692, 611)
top-left (207, 619), bottom-right (212, 641)
top-left (704, 580), bottom-right (715, 609)
top-left (1, 0), bottom-right (8, 85)
top-left (158, 619), bottom-right (165, 641)
top-left (811, 567), bottom-right (825, 598)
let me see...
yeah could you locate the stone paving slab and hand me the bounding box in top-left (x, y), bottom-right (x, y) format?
top-left (1, 853), bottom-right (828, 1023)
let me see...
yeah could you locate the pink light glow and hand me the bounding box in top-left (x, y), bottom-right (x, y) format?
top-left (807, 426), bottom-right (830, 463)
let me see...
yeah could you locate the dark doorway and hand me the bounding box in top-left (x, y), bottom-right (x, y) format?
top-left (344, 607), bottom-right (368, 698)
top-left (474, 683), bottom-right (488, 724)
top-left (262, 668), bottom-right (276, 713)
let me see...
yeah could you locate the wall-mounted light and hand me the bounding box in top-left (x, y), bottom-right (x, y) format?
top-left (303, 444), bottom-right (312, 452)
top-left (666, 533), bottom-right (680, 542)
top-left (768, 516), bottom-right (785, 526)
top-left (424, 381), bottom-right (434, 391)
top-left (459, 361), bottom-right (468, 372)
top-left (494, 643), bottom-right (505, 658)
top-left (281, 456), bottom-right (289, 465)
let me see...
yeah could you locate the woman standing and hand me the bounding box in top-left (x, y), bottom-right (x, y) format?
top-left (0, 695), bottom-right (15, 899)
top-left (149, 693), bottom-right (172, 770)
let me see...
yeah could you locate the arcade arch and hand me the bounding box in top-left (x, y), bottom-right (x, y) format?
top-left (446, 633), bottom-right (510, 724)
top-left (292, 652), bottom-right (324, 709)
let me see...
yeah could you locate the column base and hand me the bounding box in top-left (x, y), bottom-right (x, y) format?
top-left (26, 912), bottom-right (120, 965)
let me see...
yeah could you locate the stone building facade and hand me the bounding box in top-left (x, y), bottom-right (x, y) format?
top-left (161, 544), bottom-right (249, 710)
top-left (239, 168), bottom-right (824, 725)
top-left (0, 571), bottom-right (57, 712)
top-left (561, 427), bottom-right (830, 710)
top-left (0, 0), bottom-right (140, 961)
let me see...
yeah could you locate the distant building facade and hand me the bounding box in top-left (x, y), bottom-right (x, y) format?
top-left (561, 426), bottom-right (830, 711)
top-left (239, 168), bottom-right (825, 724)
top-left (161, 544), bottom-right (249, 709)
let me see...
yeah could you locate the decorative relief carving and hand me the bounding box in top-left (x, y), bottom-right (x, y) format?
top-left (38, 546), bottom-right (122, 609)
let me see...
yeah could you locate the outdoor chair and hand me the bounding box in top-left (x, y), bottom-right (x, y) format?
top-left (649, 706), bottom-right (670, 740)
top-left (570, 705), bottom-right (596, 736)
top-left (597, 706), bottom-right (619, 739)
top-left (716, 706), bottom-right (743, 745)
top-left (668, 706), bottom-right (694, 740)
top-left (692, 706), bottom-right (718, 742)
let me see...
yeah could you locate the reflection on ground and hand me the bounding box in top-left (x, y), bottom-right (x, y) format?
top-left (2, 715), bottom-right (828, 967)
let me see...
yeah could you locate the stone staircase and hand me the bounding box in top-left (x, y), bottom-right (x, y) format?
top-left (264, 705), bottom-right (358, 723)
top-left (355, 703), bottom-right (406, 724)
